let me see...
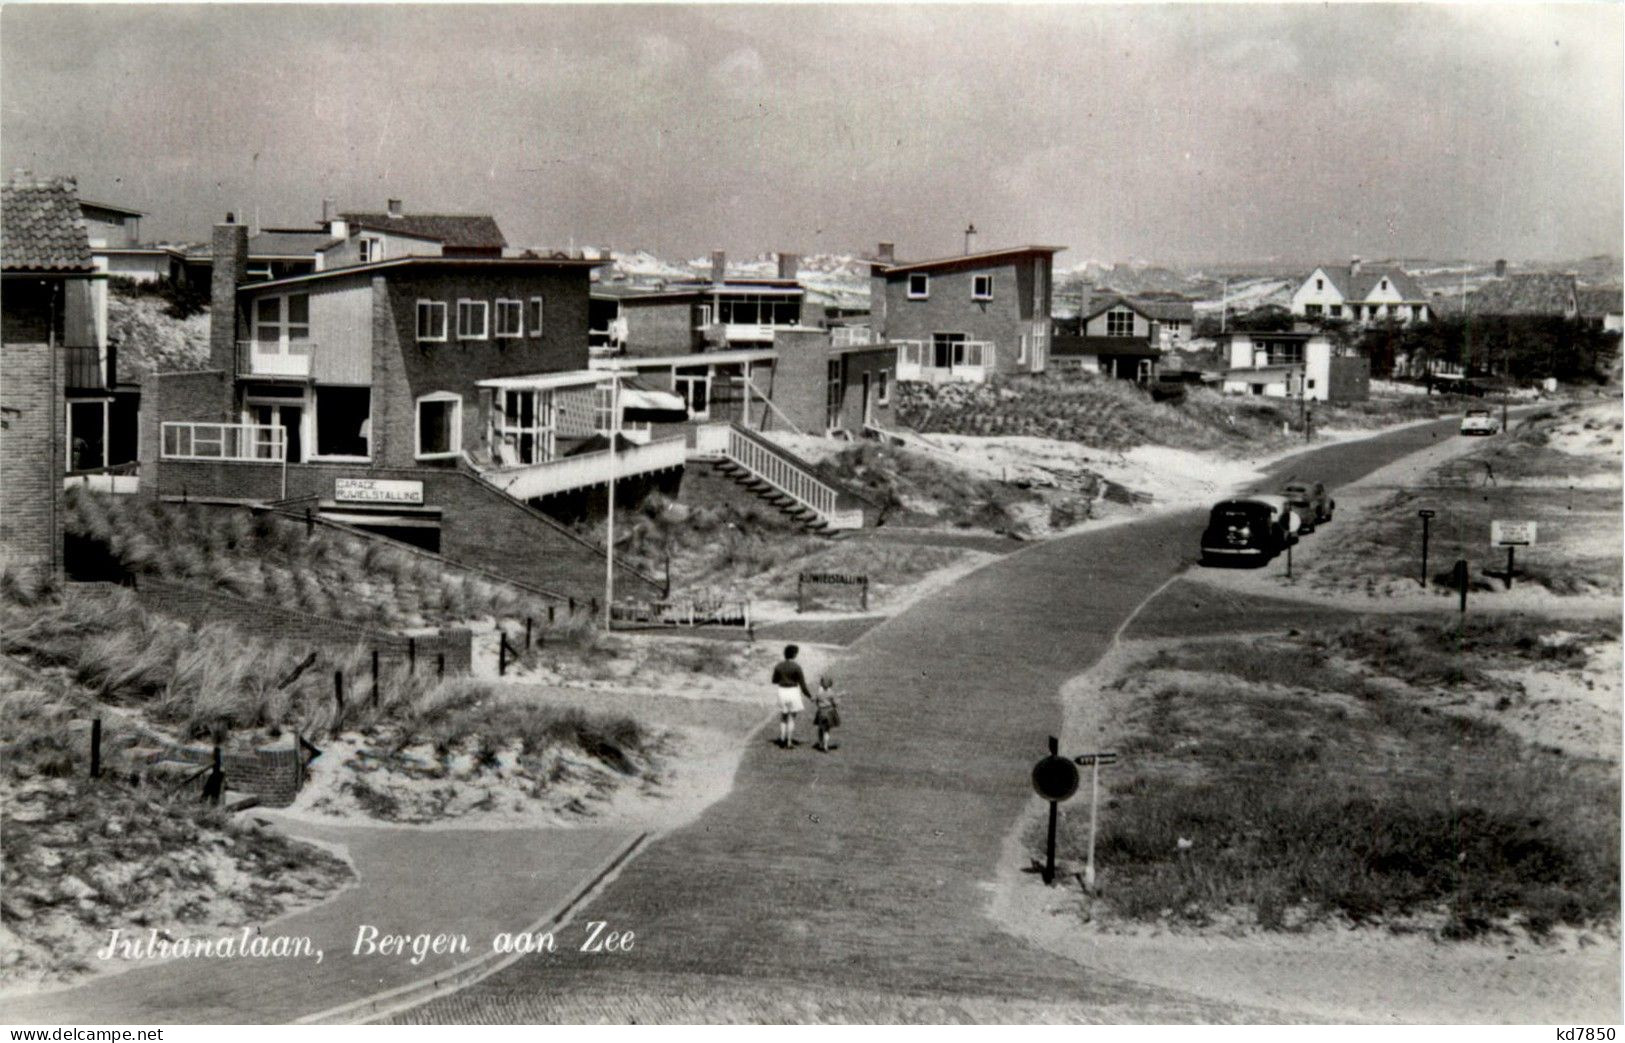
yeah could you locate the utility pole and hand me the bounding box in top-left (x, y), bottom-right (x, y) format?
top-left (603, 370), bottom-right (620, 632)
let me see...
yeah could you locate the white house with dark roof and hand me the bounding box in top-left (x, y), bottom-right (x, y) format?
top-left (1290, 258), bottom-right (1431, 325)
top-left (1079, 295), bottom-right (1196, 351)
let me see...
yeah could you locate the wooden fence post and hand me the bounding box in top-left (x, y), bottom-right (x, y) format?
top-left (333, 670), bottom-right (345, 735)
top-left (437, 652), bottom-right (445, 679)
top-left (371, 649), bottom-right (380, 707)
top-left (499, 634), bottom-right (509, 676)
top-left (90, 718), bottom-right (102, 779)
top-left (525, 617), bottom-right (533, 650)
top-left (408, 637), bottom-right (416, 675)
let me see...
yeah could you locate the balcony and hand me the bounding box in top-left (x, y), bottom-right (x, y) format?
top-left (831, 326), bottom-right (874, 348)
top-left (161, 421), bottom-right (286, 462)
top-left (893, 339), bottom-right (993, 384)
top-left (237, 339), bottom-right (315, 380)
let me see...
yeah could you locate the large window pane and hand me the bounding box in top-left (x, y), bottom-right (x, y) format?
top-left (316, 387), bottom-right (371, 458)
top-left (418, 399), bottom-right (458, 456)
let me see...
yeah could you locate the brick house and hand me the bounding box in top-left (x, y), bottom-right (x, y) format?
top-left (145, 216), bottom-right (667, 599)
top-left (591, 251), bottom-right (821, 356)
top-left (1291, 258), bottom-right (1431, 325)
top-left (1, 174), bottom-right (105, 579)
top-left (868, 240), bottom-right (1063, 383)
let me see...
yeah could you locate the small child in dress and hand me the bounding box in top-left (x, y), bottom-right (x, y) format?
top-left (813, 674), bottom-right (842, 752)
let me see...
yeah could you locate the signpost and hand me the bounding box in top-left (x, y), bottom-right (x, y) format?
top-left (334, 478), bottom-right (424, 506)
top-left (797, 571), bottom-right (870, 613)
top-left (1453, 558), bottom-right (1470, 615)
top-left (1031, 737), bottom-right (1118, 890)
top-left (1417, 509), bottom-right (1436, 588)
top-left (1490, 520), bottom-right (1536, 591)
top-left (1031, 737), bottom-right (1079, 886)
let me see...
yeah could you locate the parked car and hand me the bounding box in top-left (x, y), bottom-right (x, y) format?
top-left (1199, 499), bottom-right (1291, 565)
top-left (1281, 481), bottom-right (1335, 532)
top-left (1460, 407), bottom-right (1500, 436)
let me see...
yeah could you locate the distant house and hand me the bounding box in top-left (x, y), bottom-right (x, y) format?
top-left (1079, 295), bottom-right (1195, 350)
top-left (336, 199), bottom-right (507, 259)
top-left (1466, 272), bottom-right (1580, 320)
top-left (1577, 286), bottom-right (1624, 334)
top-left (1049, 335), bottom-right (1160, 382)
top-left (1218, 331), bottom-right (1369, 403)
top-left (81, 198), bottom-right (187, 286)
top-left (591, 251), bottom-right (819, 356)
top-left (2, 174), bottom-right (107, 577)
top-left (869, 239), bottom-right (1063, 383)
top-left (1291, 258), bottom-right (1431, 325)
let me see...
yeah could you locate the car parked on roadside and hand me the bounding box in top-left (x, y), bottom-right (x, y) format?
top-left (1281, 481), bottom-right (1335, 532)
top-left (1460, 407), bottom-right (1500, 436)
top-left (1199, 498), bottom-right (1292, 565)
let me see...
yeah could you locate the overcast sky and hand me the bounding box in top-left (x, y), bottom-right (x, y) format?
top-left (3, 4), bottom-right (1620, 266)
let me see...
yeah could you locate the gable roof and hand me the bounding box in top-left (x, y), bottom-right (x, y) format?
top-left (1080, 294), bottom-right (1194, 324)
top-left (1311, 264), bottom-right (1426, 302)
top-left (339, 212), bottom-right (507, 250)
top-left (2, 175), bottom-right (95, 272)
top-left (1466, 273), bottom-right (1578, 317)
top-left (1575, 286), bottom-right (1623, 318)
top-left (873, 244), bottom-right (1065, 277)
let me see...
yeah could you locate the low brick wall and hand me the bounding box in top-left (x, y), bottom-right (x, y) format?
top-left (129, 577), bottom-right (474, 676)
top-left (138, 741), bottom-right (306, 807)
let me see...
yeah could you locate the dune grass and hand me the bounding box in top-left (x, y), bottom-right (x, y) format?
top-left (64, 489), bottom-right (562, 630)
top-left (1053, 622), bottom-right (1620, 938)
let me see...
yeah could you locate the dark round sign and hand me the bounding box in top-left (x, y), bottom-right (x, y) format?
top-left (1031, 755), bottom-right (1080, 802)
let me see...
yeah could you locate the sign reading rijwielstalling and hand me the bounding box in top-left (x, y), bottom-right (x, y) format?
top-left (334, 478), bottom-right (425, 505)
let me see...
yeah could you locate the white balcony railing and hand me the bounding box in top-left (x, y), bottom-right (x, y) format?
top-left (161, 422), bottom-right (286, 462)
top-left (831, 326), bottom-right (874, 347)
top-left (237, 339), bottom-right (314, 379)
top-left (482, 434), bottom-right (687, 501)
top-left (893, 339), bottom-right (993, 384)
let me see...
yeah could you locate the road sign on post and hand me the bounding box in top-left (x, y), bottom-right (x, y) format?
top-left (1073, 751), bottom-right (1119, 892)
top-left (1491, 520), bottom-right (1535, 591)
top-left (1032, 736), bottom-right (1080, 885)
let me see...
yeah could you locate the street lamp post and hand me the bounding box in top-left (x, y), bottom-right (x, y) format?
top-left (603, 371), bottom-right (620, 632)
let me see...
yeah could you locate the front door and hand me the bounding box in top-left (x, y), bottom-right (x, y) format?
top-left (250, 403), bottom-right (303, 462)
top-left (860, 372), bottom-right (872, 426)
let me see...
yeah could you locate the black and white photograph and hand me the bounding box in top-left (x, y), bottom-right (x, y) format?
top-left (1, 1), bottom-right (1622, 1028)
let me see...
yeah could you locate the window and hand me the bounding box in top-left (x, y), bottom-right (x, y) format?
top-left (1329, 304), bottom-right (1343, 318)
top-left (674, 366), bottom-right (709, 419)
top-left (456, 299), bottom-right (488, 340)
top-left (1316, 278), bottom-right (1324, 290)
top-left (877, 368), bottom-right (891, 405)
top-left (252, 293), bottom-right (310, 344)
top-left (972, 274), bottom-right (993, 300)
top-left (495, 299), bottom-right (523, 338)
top-left (493, 389), bottom-right (555, 465)
top-left (1307, 379), bottom-right (1317, 390)
top-left (358, 237), bottom-right (382, 264)
top-left (1380, 279), bottom-right (1389, 291)
top-left (1106, 308), bottom-right (1135, 337)
top-left (314, 387), bottom-right (371, 460)
top-left (416, 300), bottom-right (446, 342)
top-left (929, 332), bottom-right (984, 368)
top-left (1019, 334), bottom-right (1030, 364)
top-left (528, 296), bottom-right (544, 335)
top-left (907, 273), bottom-right (929, 299)
top-left (1305, 303), bottom-right (1323, 317)
top-left (697, 303), bottom-right (713, 328)
top-left (416, 392), bottom-right (461, 459)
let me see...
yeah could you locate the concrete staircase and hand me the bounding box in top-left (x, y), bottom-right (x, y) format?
top-left (709, 459), bottom-right (837, 533)
top-left (690, 422), bottom-right (875, 534)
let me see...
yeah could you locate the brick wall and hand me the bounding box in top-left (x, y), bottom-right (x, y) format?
top-left (1, 278), bottom-right (66, 579)
top-left (142, 741), bottom-right (306, 807)
top-left (129, 576), bottom-right (475, 675)
top-left (621, 297), bottom-right (702, 355)
top-left (373, 267), bottom-right (592, 469)
top-left (139, 369), bottom-right (232, 489)
top-left (148, 460), bottom-right (662, 601)
top-left (876, 255), bottom-right (1053, 376)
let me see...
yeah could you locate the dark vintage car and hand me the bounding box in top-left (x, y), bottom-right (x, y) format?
top-left (1199, 499), bottom-right (1290, 565)
top-left (1281, 481), bottom-right (1335, 532)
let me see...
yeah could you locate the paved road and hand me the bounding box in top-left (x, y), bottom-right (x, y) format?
top-left (7, 822), bottom-right (639, 1024)
top-left (398, 417), bottom-right (1470, 1023)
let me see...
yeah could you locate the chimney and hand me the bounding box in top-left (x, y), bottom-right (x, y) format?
top-left (777, 252), bottom-right (799, 280)
top-left (711, 249), bottom-right (726, 285)
top-left (321, 197), bottom-right (336, 224)
top-left (387, 198), bottom-right (403, 218)
top-left (210, 215), bottom-right (249, 374)
top-left (876, 241), bottom-right (895, 264)
top-left (964, 223), bottom-right (978, 255)
top-left (1349, 255), bottom-right (1362, 279)
top-left (1494, 258), bottom-right (1507, 278)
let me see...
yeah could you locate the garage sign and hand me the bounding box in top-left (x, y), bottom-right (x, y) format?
top-left (335, 478), bottom-right (424, 505)
top-left (1490, 520), bottom-right (1537, 547)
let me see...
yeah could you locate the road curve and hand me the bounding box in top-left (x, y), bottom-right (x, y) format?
top-left (399, 417), bottom-right (1468, 1023)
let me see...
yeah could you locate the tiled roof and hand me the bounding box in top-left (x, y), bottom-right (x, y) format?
top-left (1052, 334), bottom-right (1158, 357)
top-left (2, 175), bottom-right (95, 272)
top-left (340, 212), bottom-right (507, 250)
top-left (1315, 264), bottom-right (1427, 302)
top-left (1467, 273), bottom-right (1578, 317)
top-left (1080, 295), bottom-right (1194, 323)
top-left (1575, 286), bottom-right (1623, 317)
